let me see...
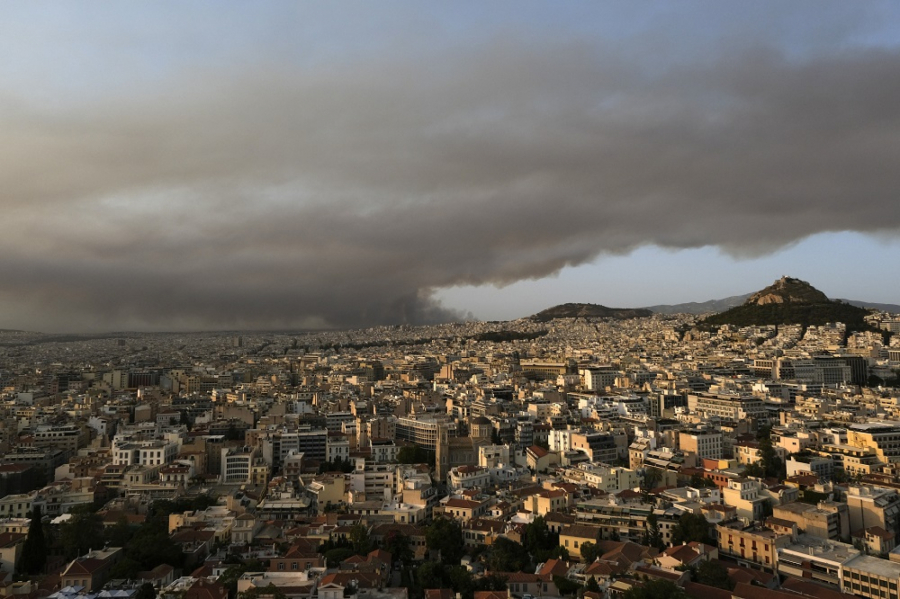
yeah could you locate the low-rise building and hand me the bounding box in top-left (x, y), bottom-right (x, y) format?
top-left (716, 521), bottom-right (793, 572)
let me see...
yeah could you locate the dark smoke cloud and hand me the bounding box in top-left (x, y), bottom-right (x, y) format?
top-left (2, 38), bottom-right (900, 332)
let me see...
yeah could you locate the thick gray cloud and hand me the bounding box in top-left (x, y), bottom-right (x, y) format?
top-left (2, 36), bottom-right (900, 332)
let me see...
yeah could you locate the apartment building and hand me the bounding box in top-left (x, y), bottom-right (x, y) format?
top-left (773, 501), bottom-right (849, 541)
top-left (847, 423), bottom-right (900, 466)
top-left (434, 497), bottom-right (490, 522)
top-left (570, 430), bottom-right (628, 464)
top-left (326, 434), bottom-right (350, 463)
top-left (842, 554), bottom-right (900, 599)
top-left (448, 465), bottom-right (490, 492)
top-left (579, 367), bottom-right (618, 391)
top-left (786, 454), bottom-right (834, 480)
top-left (296, 429), bottom-right (327, 463)
top-left (716, 521), bottom-right (792, 572)
top-left (722, 478), bottom-right (770, 522)
top-left (559, 524), bottom-right (601, 559)
top-left (846, 485), bottom-right (900, 539)
top-left (112, 439), bottom-right (179, 467)
top-left (347, 462), bottom-right (394, 499)
top-left (777, 535), bottom-right (857, 587)
top-left (575, 499), bottom-right (652, 543)
top-left (579, 463), bottom-right (641, 493)
top-left (679, 428), bottom-right (723, 460)
top-left (32, 424), bottom-right (88, 455)
top-left (687, 392), bottom-right (766, 423)
top-left (220, 446), bottom-right (261, 484)
top-left (395, 417), bottom-right (447, 451)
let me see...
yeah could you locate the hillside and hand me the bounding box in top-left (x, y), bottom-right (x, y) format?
top-left (745, 276), bottom-right (829, 305)
top-left (700, 277), bottom-right (874, 331)
top-left (647, 293), bottom-right (900, 315)
top-left (530, 303), bottom-right (652, 323)
top-left (644, 293), bottom-right (751, 315)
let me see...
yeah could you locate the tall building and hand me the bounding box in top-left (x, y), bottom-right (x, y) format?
top-left (846, 485), bottom-right (900, 539)
top-left (436, 424), bottom-right (449, 482)
top-left (679, 428), bottom-right (723, 460)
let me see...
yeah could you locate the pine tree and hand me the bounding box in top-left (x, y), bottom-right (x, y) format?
top-left (18, 506), bottom-right (47, 575)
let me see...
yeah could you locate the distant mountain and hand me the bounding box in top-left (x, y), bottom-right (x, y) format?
top-left (530, 303), bottom-right (652, 322)
top-left (644, 294), bottom-right (752, 315)
top-left (699, 276), bottom-right (875, 331)
top-left (840, 299), bottom-right (900, 313)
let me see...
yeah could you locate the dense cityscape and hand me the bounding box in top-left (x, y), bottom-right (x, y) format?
top-left (5, 4), bottom-right (900, 599)
top-left (1, 277), bottom-right (899, 599)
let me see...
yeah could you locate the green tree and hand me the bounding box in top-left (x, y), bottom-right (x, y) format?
top-left (580, 541), bottom-right (600, 563)
top-left (755, 425), bottom-right (787, 479)
top-left (219, 560), bottom-right (264, 599)
top-left (109, 557), bottom-right (142, 580)
top-left (349, 523), bottom-right (372, 555)
top-left (318, 456), bottom-right (355, 474)
top-left (585, 576), bottom-right (600, 593)
top-left (396, 445), bottom-right (434, 466)
top-left (240, 583), bottom-right (286, 599)
top-left (108, 557), bottom-right (142, 580)
top-left (384, 531), bottom-right (413, 567)
top-left (416, 561), bottom-right (445, 590)
top-left (642, 468), bottom-right (662, 492)
top-left (134, 582), bottom-right (157, 599)
top-left (426, 517), bottom-right (465, 564)
top-left (689, 473), bottom-right (715, 488)
top-left (475, 574), bottom-right (508, 593)
top-left (18, 506), bottom-right (47, 575)
top-left (671, 513), bottom-right (710, 546)
top-left (179, 410), bottom-right (192, 431)
top-left (225, 423), bottom-right (242, 441)
top-left (553, 574), bottom-right (583, 596)
top-left (547, 545), bottom-right (570, 561)
top-left (623, 579), bottom-right (684, 599)
top-left (319, 533), bottom-right (350, 554)
top-left (126, 518), bottom-right (184, 571)
top-left (488, 537), bottom-right (531, 572)
top-left (831, 469), bottom-right (849, 483)
top-left (695, 560), bottom-right (733, 590)
top-left (642, 513), bottom-right (664, 550)
top-left (447, 566), bottom-right (476, 599)
top-left (523, 516), bottom-right (560, 561)
top-left (325, 547), bottom-right (356, 565)
top-left (105, 515), bottom-right (134, 547)
top-left (59, 509), bottom-right (104, 559)
top-left (399, 565), bottom-right (413, 591)
top-left (150, 494), bottom-right (218, 519)
top-left (741, 462), bottom-right (766, 478)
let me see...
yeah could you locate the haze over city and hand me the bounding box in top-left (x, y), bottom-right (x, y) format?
top-left (2, 2), bottom-right (900, 333)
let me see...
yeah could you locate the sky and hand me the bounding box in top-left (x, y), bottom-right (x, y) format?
top-left (2, 2), bottom-right (900, 333)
